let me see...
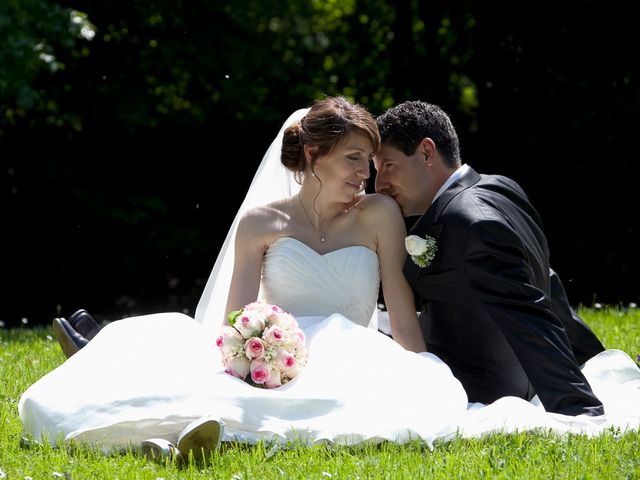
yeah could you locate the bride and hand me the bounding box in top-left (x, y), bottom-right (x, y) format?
top-left (19, 96), bottom-right (640, 459)
top-left (19, 96), bottom-right (469, 455)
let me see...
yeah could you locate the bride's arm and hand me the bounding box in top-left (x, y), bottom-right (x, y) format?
top-left (369, 195), bottom-right (427, 353)
top-left (224, 210), bottom-right (269, 324)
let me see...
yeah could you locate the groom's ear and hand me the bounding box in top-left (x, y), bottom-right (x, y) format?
top-left (419, 138), bottom-right (437, 164)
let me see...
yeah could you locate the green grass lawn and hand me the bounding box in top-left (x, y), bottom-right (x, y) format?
top-left (1, 307), bottom-right (638, 479)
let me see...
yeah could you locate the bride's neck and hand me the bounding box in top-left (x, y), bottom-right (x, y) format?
top-left (297, 187), bottom-right (345, 222)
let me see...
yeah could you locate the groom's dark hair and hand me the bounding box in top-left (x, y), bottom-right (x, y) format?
top-left (376, 101), bottom-right (461, 168)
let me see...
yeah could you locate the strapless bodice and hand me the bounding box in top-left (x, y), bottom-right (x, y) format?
top-left (260, 237), bottom-right (380, 327)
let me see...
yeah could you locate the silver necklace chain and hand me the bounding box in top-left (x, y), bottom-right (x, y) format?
top-left (298, 194), bottom-right (331, 243)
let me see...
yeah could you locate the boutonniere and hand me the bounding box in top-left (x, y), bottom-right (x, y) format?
top-left (405, 234), bottom-right (438, 268)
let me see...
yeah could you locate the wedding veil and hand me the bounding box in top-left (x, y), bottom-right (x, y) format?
top-left (195, 108), bottom-right (310, 338)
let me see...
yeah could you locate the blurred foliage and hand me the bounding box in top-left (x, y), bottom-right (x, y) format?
top-left (1, 0), bottom-right (638, 324)
top-left (0, 0), bottom-right (481, 131)
top-left (0, 0), bottom-right (95, 129)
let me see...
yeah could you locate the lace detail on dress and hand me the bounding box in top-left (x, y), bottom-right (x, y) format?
top-left (261, 237), bottom-right (380, 327)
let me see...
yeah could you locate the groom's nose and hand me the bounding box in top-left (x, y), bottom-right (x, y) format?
top-left (374, 171), bottom-right (389, 194)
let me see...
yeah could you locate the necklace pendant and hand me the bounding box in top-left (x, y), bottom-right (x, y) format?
top-left (320, 235), bottom-right (326, 243)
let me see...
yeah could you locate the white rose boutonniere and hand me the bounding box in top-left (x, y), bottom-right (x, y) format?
top-left (405, 234), bottom-right (438, 268)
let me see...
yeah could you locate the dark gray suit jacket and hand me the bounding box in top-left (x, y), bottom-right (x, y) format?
top-left (404, 166), bottom-right (605, 416)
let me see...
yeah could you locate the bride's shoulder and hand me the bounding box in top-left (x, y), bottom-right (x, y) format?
top-left (351, 193), bottom-right (402, 217)
top-left (237, 199), bottom-right (291, 235)
top-left (350, 194), bottom-right (404, 234)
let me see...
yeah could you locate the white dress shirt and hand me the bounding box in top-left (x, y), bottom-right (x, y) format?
top-left (432, 163), bottom-right (470, 203)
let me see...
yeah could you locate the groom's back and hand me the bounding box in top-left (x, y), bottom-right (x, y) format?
top-left (471, 175), bottom-right (552, 295)
top-left (422, 173), bottom-right (556, 404)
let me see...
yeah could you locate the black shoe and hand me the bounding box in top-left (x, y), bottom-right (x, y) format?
top-left (52, 317), bottom-right (88, 358)
top-left (68, 309), bottom-right (102, 340)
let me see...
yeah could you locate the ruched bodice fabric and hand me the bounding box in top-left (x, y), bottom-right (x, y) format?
top-left (261, 237), bottom-right (379, 328)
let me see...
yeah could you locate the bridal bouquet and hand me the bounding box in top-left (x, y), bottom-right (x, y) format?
top-left (216, 301), bottom-right (308, 389)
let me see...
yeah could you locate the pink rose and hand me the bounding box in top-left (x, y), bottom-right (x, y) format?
top-left (265, 368), bottom-right (283, 388)
top-left (224, 355), bottom-right (250, 379)
top-left (263, 325), bottom-right (284, 345)
top-left (268, 311), bottom-right (296, 329)
top-left (245, 337), bottom-right (265, 360)
top-left (250, 360), bottom-right (271, 384)
top-left (235, 311), bottom-right (266, 338)
top-left (275, 348), bottom-right (296, 370)
top-left (287, 357), bottom-right (304, 378)
top-left (243, 301), bottom-right (270, 318)
top-left (292, 328), bottom-right (306, 347)
top-left (217, 326), bottom-right (245, 356)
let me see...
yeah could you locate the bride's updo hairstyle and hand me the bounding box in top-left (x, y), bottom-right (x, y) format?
top-left (281, 96), bottom-right (380, 183)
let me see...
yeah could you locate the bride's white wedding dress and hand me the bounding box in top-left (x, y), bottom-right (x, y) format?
top-left (19, 237), bottom-right (469, 450)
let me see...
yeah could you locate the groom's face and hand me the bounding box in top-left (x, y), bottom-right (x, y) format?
top-left (373, 143), bottom-right (432, 217)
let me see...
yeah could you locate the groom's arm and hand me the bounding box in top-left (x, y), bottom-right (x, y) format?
top-left (548, 268), bottom-right (605, 364)
top-left (463, 219), bottom-right (604, 416)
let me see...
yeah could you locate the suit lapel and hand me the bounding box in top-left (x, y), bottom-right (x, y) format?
top-left (428, 167), bottom-right (481, 223)
top-left (409, 166), bottom-right (481, 233)
top-left (403, 167), bottom-right (482, 286)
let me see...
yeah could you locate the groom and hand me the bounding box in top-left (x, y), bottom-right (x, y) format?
top-left (373, 100), bottom-right (605, 416)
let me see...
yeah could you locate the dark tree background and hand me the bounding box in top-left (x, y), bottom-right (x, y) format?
top-left (2, 0), bottom-right (638, 326)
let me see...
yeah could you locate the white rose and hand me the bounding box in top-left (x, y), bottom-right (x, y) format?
top-left (405, 235), bottom-right (428, 256)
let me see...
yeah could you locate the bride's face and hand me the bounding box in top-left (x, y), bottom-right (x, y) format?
top-left (314, 131), bottom-right (372, 202)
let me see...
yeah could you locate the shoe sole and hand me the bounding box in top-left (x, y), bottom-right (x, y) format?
top-left (51, 318), bottom-right (80, 359)
top-left (68, 310), bottom-right (102, 340)
top-left (177, 418), bottom-right (224, 463)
